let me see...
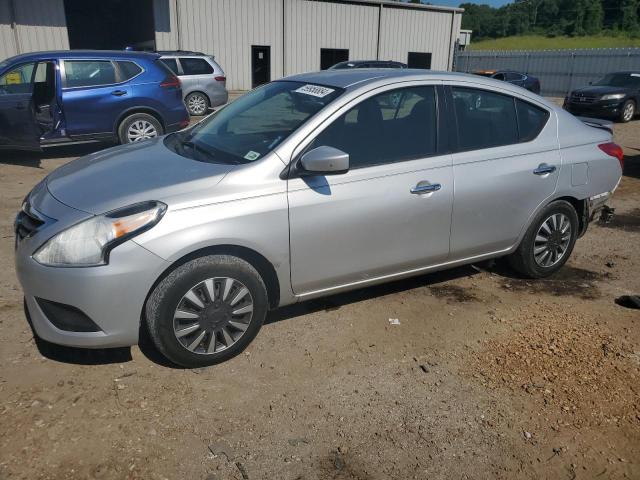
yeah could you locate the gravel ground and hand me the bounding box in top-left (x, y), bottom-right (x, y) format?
top-left (0, 114), bottom-right (638, 480)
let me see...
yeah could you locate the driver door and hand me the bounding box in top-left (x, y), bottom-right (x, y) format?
top-left (0, 62), bottom-right (41, 150)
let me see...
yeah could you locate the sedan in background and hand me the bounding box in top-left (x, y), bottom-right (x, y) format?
top-left (15, 70), bottom-right (622, 367)
top-left (473, 70), bottom-right (541, 94)
top-left (564, 71), bottom-right (640, 123)
top-left (329, 60), bottom-right (407, 70)
top-left (159, 51), bottom-right (228, 116)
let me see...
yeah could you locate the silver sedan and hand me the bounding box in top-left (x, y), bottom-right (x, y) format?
top-left (15, 70), bottom-right (623, 367)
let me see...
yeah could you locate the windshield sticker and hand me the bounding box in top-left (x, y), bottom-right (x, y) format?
top-left (294, 84), bottom-right (335, 98)
top-left (244, 151), bottom-right (261, 161)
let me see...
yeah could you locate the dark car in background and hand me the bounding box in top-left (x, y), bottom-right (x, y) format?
top-left (473, 70), bottom-right (541, 94)
top-left (0, 50), bottom-right (189, 151)
top-left (329, 60), bottom-right (408, 70)
top-left (564, 71), bottom-right (640, 123)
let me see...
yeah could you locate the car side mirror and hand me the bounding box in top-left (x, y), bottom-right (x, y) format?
top-left (299, 146), bottom-right (349, 175)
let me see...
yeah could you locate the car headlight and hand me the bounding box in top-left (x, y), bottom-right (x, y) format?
top-left (601, 93), bottom-right (625, 101)
top-left (33, 201), bottom-right (166, 267)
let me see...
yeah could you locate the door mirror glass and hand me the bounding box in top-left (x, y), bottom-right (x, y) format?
top-left (300, 146), bottom-right (349, 175)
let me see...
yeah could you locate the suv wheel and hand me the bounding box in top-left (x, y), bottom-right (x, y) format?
top-left (620, 100), bottom-right (635, 123)
top-left (118, 113), bottom-right (163, 144)
top-left (508, 200), bottom-right (579, 278)
top-left (185, 92), bottom-right (210, 116)
top-left (145, 255), bottom-right (268, 367)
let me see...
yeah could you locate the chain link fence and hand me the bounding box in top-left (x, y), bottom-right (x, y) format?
top-left (454, 48), bottom-right (640, 97)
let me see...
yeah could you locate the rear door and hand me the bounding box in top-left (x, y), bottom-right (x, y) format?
top-left (447, 84), bottom-right (559, 259)
top-left (60, 59), bottom-right (131, 137)
top-left (0, 62), bottom-right (41, 150)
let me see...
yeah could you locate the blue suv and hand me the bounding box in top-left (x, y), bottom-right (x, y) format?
top-left (0, 50), bottom-right (189, 150)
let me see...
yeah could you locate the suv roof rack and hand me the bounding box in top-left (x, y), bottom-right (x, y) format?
top-left (156, 50), bottom-right (209, 56)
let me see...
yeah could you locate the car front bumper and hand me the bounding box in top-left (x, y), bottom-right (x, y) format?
top-left (14, 186), bottom-right (169, 348)
top-left (564, 100), bottom-right (625, 119)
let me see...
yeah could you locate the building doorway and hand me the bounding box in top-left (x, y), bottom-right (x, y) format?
top-left (320, 48), bottom-right (349, 70)
top-left (251, 46), bottom-right (271, 88)
top-left (63, 0), bottom-right (156, 50)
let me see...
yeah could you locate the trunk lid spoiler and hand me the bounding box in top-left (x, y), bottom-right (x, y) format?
top-left (577, 116), bottom-right (614, 134)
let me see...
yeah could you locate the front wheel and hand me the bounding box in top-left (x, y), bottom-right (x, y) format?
top-left (145, 255), bottom-right (268, 367)
top-left (118, 113), bottom-right (163, 144)
top-left (508, 200), bottom-right (579, 278)
top-left (620, 100), bottom-right (635, 123)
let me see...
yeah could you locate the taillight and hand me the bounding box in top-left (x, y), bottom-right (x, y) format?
top-left (214, 76), bottom-right (226, 82)
top-left (598, 142), bottom-right (624, 170)
top-left (160, 74), bottom-right (180, 89)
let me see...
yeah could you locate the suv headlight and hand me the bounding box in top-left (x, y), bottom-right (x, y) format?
top-left (601, 93), bottom-right (625, 101)
top-left (33, 201), bottom-right (167, 267)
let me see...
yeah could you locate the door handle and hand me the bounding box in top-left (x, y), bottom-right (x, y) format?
top-left (410, 183), bottom-right (441, 194)
top-left (111, 90), bottom-right (127, 96)
top-left (533, 164), bottom-right (556, 175)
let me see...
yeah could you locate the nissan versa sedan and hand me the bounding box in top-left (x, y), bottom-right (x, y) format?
top-left (15, 70), bottom-right (623, 367)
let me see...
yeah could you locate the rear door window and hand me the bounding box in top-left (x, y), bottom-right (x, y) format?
top-left (63, 60), bottom-right (117, 88)
top-left (452, 87), bottom-right (518, 151)
top-left (180, 58), bottom-right (214, 75)
top-left (160, 58), bottom-right (179, 74)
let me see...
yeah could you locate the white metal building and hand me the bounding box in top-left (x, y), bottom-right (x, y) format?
top-left (0, 0), bottom-right (463, 91)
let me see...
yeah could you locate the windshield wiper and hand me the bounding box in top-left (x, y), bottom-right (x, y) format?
top-left (181, 140), bottom-right (217, 162)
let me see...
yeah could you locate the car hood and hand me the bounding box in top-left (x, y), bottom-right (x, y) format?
top-left (572, 85), bottom-right (631, 96)
top-left (46, 138), bottom-right (234, 214)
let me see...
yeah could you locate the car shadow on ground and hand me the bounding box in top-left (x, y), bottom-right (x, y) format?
top-left (622, 150), bottom-right (640, 179)
top-left (0, 142), bottom-right (115, 169)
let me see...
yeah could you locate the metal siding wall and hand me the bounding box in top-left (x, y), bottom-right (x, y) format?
top-left (379, 7), bottom-right (456, 70)
top-left (154, 0), bottom-right (179, 50)
top-left (0, 0), bottom-right (17, 59)
top-left (455, 48), bottom-right (640, 96)
top-left (284, 0), bottom-right (379, 75)
top-left (175, 0), bottom-right (283, 91)
top-left (13, 0), bottom-right (68, 53)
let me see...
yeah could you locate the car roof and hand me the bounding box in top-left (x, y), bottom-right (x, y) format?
top-left (2, 50), bottom-right (160, 64)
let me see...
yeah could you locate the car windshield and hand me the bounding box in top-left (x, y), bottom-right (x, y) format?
top-left (166, 81), bottom-right (344, 164)
top-left (595, 73), bottom-right (640, 88)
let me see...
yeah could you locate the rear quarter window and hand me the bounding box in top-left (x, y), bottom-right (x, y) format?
top-left (180, 57), bottom-right (214, 75)
top-left (116, 61), bottom-right (142, 81)
top-left (516, 99), bottom-right (549, 142)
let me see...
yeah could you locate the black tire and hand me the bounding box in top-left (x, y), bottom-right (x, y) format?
top-left (145, 255), bottom-right (268, 368)
top-left (117, 112), bottom-right (163, 144)
top-left (508, 200), bottom-right (579, 279)
top-left (619, 99), bottom-right (636, 123)
top-left (185, 91), bottom-right (210, 116)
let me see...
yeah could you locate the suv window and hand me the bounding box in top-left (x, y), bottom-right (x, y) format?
top-left (64, 60), bottom-right (116, 88)
top-left (516, 99), bottom-right (549, 142)
top-left (180, 57), bottom-right (213, 75)
top-left (0, 62), bottom-right (35, 94)
top-left (310, 86), bottom-right (437, 169)
top-left (160, 58), bottom-right (179, 74)
top-left (116, 61), bottom-right (142, 81)
top-left (452, 87), bottom-right (519, 151)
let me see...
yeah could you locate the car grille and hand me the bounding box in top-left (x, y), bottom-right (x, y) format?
top-left (14, 201), bottom-right (48, 243)
top-left (571, 93), bottom-right (598, 104)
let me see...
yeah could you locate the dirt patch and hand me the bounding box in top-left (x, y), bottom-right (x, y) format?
top-left (429, 284), bottom-right (480, 303)
top-left (468, 308), bottom-right (640, 428)
top-left (597, 208), bottom-right (640, 233)
top-left (500, 266), bottom-right (608, 300)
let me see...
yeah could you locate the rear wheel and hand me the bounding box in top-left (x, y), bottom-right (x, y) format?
top-left (145, 255), bottom-right (268, 367)
top-left (620, 100), bottom-right (635, 123)
top-left (118, 113), bottom-right (163, 144)
top-left (508, 200), bottom-right (579, 278)
top-left (185, 92), bottom-right (210, 116)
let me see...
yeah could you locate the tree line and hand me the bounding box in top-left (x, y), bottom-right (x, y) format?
top-left (459, 0), bottom-right (640, 40)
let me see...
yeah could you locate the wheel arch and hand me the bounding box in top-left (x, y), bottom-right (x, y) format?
top-left (553, 195), bottom-right (588, 237)
top-left (144, 245), bottom-right (281, 313)
top-left (186, 90), bottom-right (211, 104)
